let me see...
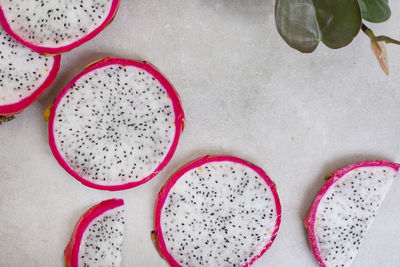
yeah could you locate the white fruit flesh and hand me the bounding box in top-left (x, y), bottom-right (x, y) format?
top-left (0, 27), bottom-right (55, 105)
top-left (160, 161), bottom-right (278, 266)
top-left (79, 206), bottom-right (125, 267)
top-left (53, 64), bottom-right (176, 186)
top-left (1, 0), bottom-right (113, 48)
top-left (314, 166), bottom-right (398, 267)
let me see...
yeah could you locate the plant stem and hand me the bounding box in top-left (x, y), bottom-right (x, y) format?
top-left (361, 23), bottom-right (400, 45)
top-left (361, 23), bottom-right (374, 39)
top-left (373, 36), bottom-right (400, 45)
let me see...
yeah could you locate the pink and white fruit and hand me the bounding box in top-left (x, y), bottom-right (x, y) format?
top-left (305, 161), bottom-right (400, 267)
top-left (65, 198), bottom-right (125, 267)
top-left (0, 0), bottom-right (121, 54)
top-left (0, 26), bottom-right (60, 116)
top-left (153, 155), bottom-right (281, 266)
top-left (48, 57), bottom-right (185, 191)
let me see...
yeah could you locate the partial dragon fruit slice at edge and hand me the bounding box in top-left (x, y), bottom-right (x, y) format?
top-left (305, 161), bottom-right (400, 267)
top-left (0, 0), bottom-right (121, 54)
top-left (0, 27), bottom-right (60, 117)
top-left (65, 198), bottom-right (125, 267)
top-left (153, 155), bottom-right (281, 267)
top-left (48, 57), bottom-right (185, 191)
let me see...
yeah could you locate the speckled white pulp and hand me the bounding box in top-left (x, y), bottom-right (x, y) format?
top-left (314, 166), bottom-right (398, 267)
top-left (78, 206), bottom-right (125, 267)
top-left (1, 0), bottom-right (113, 48)
top-left (160, 161), bottom-right (278, 267)
top-left (53, 63), bottom-right (176, 186)
top-left (0, 27), bottom-right (54, 105)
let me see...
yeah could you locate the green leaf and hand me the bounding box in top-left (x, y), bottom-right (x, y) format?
top-left (357, 0), bottom-right (391, 23)
top-left (274, 0), bottom-right (320, 53)
top-left (275, 0), bottom-right (362, 53)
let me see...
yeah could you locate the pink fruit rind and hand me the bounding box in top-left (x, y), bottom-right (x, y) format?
top-left (64, 198), bottom-right (124, 267)
top-left (304, 160), bottom-right (400, 267)
top-left (48, 57), bottom-right (185, 191)
top-left (153, 155), bottom-right (282, 267)
top-left (0, 0), bottom-right (121, 54)
top-left (0, 54), bottom-right (61, 115)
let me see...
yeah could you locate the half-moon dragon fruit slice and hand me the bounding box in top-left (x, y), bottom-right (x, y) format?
top-left (0, 0), bottom-right (121, 54)
top-left (0, 26), bottom-right (60, 118)
top-left (65, 198), bottom-right (125, 267)
top-left (48, 57), bottom-right (185, 191)
top-left (305, 161), bottom-right (400, 267)
top-left (153, 155), bottom-right (281, 266)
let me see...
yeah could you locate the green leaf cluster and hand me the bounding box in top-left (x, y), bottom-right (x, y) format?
top-left (275, 0), bottom-right (391, 53)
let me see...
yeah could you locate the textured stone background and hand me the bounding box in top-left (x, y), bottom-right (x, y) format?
top-left (1, 1), bottom-right (400, 266)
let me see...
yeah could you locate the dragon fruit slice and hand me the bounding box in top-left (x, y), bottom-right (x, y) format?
top-left (0, 0), bottom-right (121, 54)
top-left (153, 155), bottom-right (281, 266)
top-left (48, 57), bottom-right (185, 191)
top-left (64, 198), bottom-right (125, 267)
top-left (305, 161), bottom-right (400, 267)
top-left (0, 26), bottom-right (60, 118)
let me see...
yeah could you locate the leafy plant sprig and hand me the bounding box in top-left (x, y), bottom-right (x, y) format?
top-left (275, 0), bottom-right (400, 75)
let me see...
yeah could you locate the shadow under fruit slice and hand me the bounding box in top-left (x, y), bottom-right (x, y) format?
top-left (153, 155), bottom-right (281, 266)
top-left (65, 199), bottom-right (125, 267)
top-left (0, 27), bottom-right (60, 117)
top-left (48, 57), bottom-right (185, 191)
top-left (0, 0), bottom-right (121, 54)
top-left (305, 161), bottom-right (400, 267)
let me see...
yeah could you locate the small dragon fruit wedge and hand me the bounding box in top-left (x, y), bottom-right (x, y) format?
top-left (48, 57), bottom-right (185, 191)
top-left (65, 198), bottom-right (125, 267)
top-left (0, 0), bottom-right (121, 54)
top-left (0, 26), bottom-right (60, 121)
top-left (153, 155), bottom-right (281, 266)
top-left (305, 161), bottom-right (400, 267)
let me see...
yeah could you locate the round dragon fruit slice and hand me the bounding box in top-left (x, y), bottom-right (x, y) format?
top-left (153, 155), bottom-right (281, 266)
top-left (305, 161), bottom-right (400, 267)
top-left (48, 57), bottom-right (185, 191)
top-left (0, 26), bottom-right (60, 118)
top-left (0, 0), bottom-right (121, 54)
top-left (64, 198), bottom-right (125, 267)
